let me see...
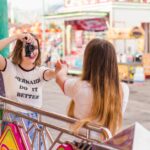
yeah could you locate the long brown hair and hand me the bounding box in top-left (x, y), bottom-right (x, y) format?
top-left (10, 33), bottom-right (41, 66)
top-left (68, 39), bottom-right (122, 135)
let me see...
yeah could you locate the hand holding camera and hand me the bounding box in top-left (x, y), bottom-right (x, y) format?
top-left (19, 33), bottom-right (36, 57)
top-left (16, 33), bottom-right (33, 43)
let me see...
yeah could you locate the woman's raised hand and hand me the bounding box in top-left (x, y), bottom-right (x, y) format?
top-left (55, 60), bottom-right (68, 74)
top-left (16, 33), bottom-right (34, 43)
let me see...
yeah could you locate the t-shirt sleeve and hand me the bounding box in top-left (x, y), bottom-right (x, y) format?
top-left (0, 58), bottom-right (7, 72)
top-left (64, 78), bottom-right (78, 98)
top-left (2, 59), bottom-right (14, 73)
top-left (39, 66), bottom-right (50, 81)
top-left (121, 82), bottom-right (129, 114)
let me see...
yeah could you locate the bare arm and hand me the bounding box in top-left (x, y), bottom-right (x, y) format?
top-left (0, 35), bottom-right (19, 71)
top-left (0, 33), bottom-right (33, 52)
top-left (43, 60), bottom-right (68, 86)
top-left (0, 35), bottom-right (18, 51)
top-left (43, 69), bottom-right (56, 81)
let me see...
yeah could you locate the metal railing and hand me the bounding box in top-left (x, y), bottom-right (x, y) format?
top-left (0, 96), bottom-right (113, 150)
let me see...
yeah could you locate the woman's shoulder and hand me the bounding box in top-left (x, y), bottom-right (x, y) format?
top-left (66, 78), bottom-right (91, 88)
top-left (64, 78), bottom-right (93, 102)
top-left (5, 59), bottom-right (16, 67)
top-left (64, 78), bottom-right (92, 95)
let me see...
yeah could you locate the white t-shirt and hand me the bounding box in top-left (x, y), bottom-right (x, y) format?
top-left (64, 78), bottom-right (129, 119)
top-left (1, 59), bottom-right (49, 112)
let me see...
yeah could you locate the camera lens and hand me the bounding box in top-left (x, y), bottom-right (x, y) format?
top-left (25, 43), bottom-right (35, 57)
top-left (29, 45), bottom-right (34, 51)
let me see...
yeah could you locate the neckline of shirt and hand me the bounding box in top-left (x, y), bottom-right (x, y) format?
top-left (18, 64), bottom-right (36, 72)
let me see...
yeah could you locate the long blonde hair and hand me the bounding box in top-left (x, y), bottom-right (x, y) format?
top-left (68, 39), bottom-right (122, 135)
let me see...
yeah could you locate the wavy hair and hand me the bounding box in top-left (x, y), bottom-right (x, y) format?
top-left (68, 39), bottom-right (122, 135)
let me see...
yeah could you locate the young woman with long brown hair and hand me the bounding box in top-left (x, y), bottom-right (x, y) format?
top-left (56, 38), bottom-right (129, 136)
top-left (0, 33), bottom-right (55, 149)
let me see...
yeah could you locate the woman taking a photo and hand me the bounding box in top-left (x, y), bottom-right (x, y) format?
top-left (0, 33), bottom-right (55, 149)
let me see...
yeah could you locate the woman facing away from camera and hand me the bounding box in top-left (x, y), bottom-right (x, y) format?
top-left (56, 38), bottom-right (129, 137)
top-left (0, 33), bottom-right (55, 148)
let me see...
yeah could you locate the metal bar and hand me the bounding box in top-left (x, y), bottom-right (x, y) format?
top-left (19, 118), bottom-right (32, 146)
top-left (41, 130), bottom-right (47, 150)
top-left (45, 127), bottom-right (54, 144)
top-left (49, 132), bottom-right (63, 150)
top-left (38, 131), bottom-right (40, 150)
top-left (18, 124), bottom-right (31, 150)
top-left (4, 109), bottom-right (110, 139)
top-left (0, 97), bottom-right (111, 135)
top-left (0, 96), bottom-right (113, 149)
top-left (27, 124), bottom-right (35, 135)
top-left (0, 96), bottom-right (76, 123)
top-left (3, 110), bottom-right (111, 144)
top-left (32, 129), bottom-right (38, 149)
top-left (20, 117), bottom-right (27, 131)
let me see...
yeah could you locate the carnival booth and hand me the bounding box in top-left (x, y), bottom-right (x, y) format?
top-left (107, 26), bottom-right (145, 82)
top-left (43, 2), bottom-right (150, 81)
top-left (64, 17), bottom-right (108, 74)
top-left (44, 10), bottom-right (109, 75)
